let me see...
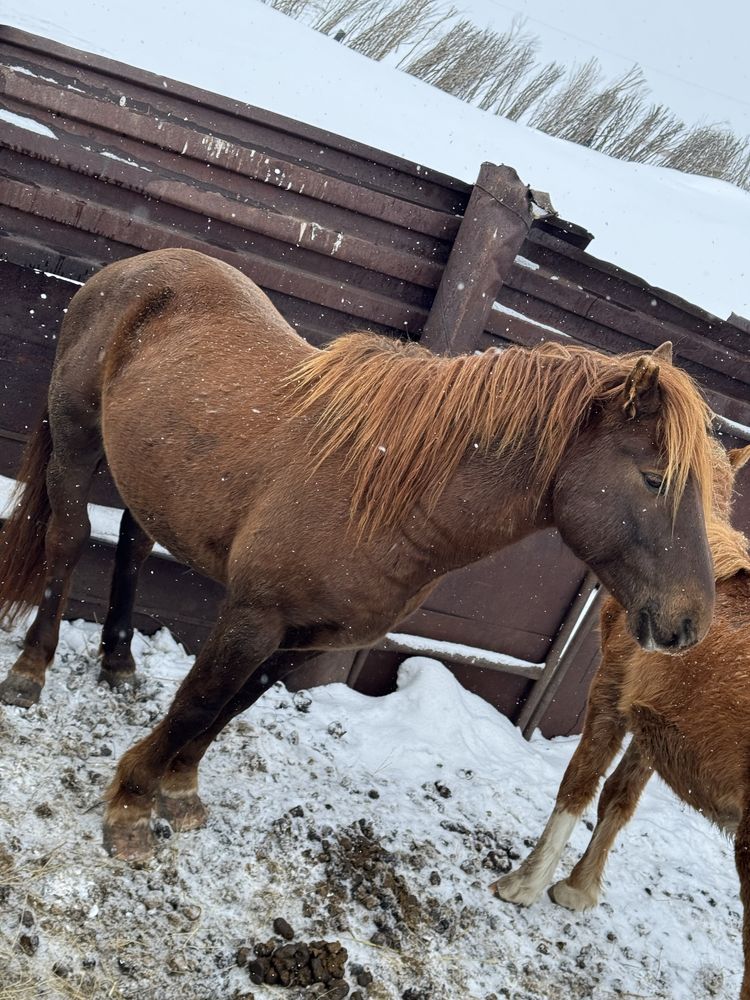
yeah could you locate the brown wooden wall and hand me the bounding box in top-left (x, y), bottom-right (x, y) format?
top-left (1, 24), bottom-right (748, 738)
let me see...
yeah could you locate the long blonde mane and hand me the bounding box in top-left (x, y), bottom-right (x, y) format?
top-left (288, 334), bottom-right (715, 534)
top-left (708, 521), bottom-right (750, 580)
top-left (708, 441), bottom-right (750, 581)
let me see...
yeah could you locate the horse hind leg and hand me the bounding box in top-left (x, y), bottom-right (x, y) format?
top-left (98, 508), bottom-right (153, 687)
top-left (103, 600), bottom-right (283, 861)
top-left (550, 742), bottom-right (652, 911)
top-left (0, 417), bottom-right (102, 707)
top-left (154, 649), bottom-right (318, 831)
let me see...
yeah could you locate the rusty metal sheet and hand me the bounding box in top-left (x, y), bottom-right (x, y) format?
top-left (507, 261), bottom-right (748, 382)
top-left (0, 27), bottom-right (471, 214)
top-left (523, 227), bottom-right (750, 355)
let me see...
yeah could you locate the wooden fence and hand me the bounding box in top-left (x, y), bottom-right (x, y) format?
top-left (1, 24), bottom-right (748, 737)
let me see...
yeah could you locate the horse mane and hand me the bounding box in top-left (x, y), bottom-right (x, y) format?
top-left (707, 439), bottom-right (750, 581)
top-left (288, 334), bottom-right (714, 534)
top-left (708, 520), bottom-right (750, 581)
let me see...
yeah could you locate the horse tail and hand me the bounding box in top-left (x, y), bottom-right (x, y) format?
top-left (0, 408), bottom-right (54, 623)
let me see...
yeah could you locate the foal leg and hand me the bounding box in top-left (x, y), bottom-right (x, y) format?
top-left (0, 427), bottom-right (101, 707)
top-left (493, 674), bottom-right (626, 905)
top-left (103, 601), bottom-right (282, 861)
top-left (550, 742), bottom-right (652, 911)
top-left (154, 649), bottom-right (316, 831)
top-left (734, 802), bottom-right (750, 1000)
top-left (98, 508), bottom-right (153, 687)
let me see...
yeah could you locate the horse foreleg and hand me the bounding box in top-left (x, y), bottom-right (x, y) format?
top-left (0, 438), bottom-right (101, 707)
top-left (549, 742), bottom-right (651, 911)
top-left (154, 649), bottom-right (319, 831)
top-left (493, 673), bottom-right (626, 906)
top-left (734, 801), bottom-right (750, 999)
top-left (99, 508), bottom-right (153, 687)
top-left (102, 602), bottom-right (282, 861)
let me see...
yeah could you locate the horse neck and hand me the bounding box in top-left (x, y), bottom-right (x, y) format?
top-left (398, 353), bottom-right (585, 568)
top-left (411, 437), bottom-right (555, 571)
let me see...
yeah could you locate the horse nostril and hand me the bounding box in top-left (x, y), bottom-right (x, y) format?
top-left (636, 609), bottom-right (653, 648)
top-left (678, 617), bottom-right (697, 649)
top-left (634, 608), bottom-right (698, 652)
top-left (665, 618), bottom-right (697, 650)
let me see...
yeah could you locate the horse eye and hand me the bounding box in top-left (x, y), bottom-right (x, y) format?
top-left (643, 472), bottom-right (665, 494)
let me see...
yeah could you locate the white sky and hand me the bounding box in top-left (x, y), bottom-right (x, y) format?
top-left (466, 0), bottom-right (750, 134)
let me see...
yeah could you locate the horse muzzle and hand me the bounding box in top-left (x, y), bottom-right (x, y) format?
top-left (634, 605), bottom-right (700, 654)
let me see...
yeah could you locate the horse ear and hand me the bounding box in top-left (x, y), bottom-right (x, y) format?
top-left (729, 445), bottom-right (750, 472)
top-left (651, 341), bottom-right (672, 364)
top-left (621, 353), bottom-right (663, 420)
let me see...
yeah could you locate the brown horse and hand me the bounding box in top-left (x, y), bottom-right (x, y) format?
top-left (493, 443), bottom-right (750, 997)
top-left (0, 248), bottom-right (716, 862)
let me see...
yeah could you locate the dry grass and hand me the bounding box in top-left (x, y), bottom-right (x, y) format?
top-left (262, 0), bottom-right (750, 192)
top-left (0, 847), bottom-right (126, 1000)
top-left (0, 973), bottom-right (122, 1000)
top-left (348, 0), bottom-right (455, 62)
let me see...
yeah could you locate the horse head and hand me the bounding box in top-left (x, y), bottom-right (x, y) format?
top-left (552, 343), bottom-right (715, 653)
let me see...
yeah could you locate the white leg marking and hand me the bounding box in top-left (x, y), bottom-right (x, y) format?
top-left (549, 876), bottom-right (600, 911)
top-left (492, 808), bottom-right (578, 906)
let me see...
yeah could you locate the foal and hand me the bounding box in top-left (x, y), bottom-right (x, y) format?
top-left (494, 443), bottom-right (750, 998)
top-left (0, 249), bottom-right (716, 861)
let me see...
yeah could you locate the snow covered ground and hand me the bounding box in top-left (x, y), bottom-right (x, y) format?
top-left (2, 0), bottom-right (750, 320)
top-left (0, 617), bottom-right (741, 999)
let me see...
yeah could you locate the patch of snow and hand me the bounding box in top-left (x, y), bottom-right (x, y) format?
top-left (716, 415), bottom-right (750, 441)
top-left (514, 255), bottom-right (541, 271)
top-left (0, 107), bottom-right (57, 138)
top-left (492, 300), bottom-right (571, 338)
top-left (7, 62), bottom-right (58, 83)
top-left (386, 632), bottom-right (543, 676)
top-left (99, 149), bottom-right (153, 171)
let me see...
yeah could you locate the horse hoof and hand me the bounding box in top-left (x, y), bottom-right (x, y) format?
top-left (98, 667), bottom-right (139, 690)
top-left (102, 817), bottom-right (156, 862)
top-left (490, 870), bottom-right (545, 907)
top-left (548, 879), bottom-right (599, 911)
top-left (155, 791), bottom-right (208, 832)
top-left (0, 672), bottom-right (42, 708)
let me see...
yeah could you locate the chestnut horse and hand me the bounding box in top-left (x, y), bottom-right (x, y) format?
top-left (0, 248), bottom-right (716, 861)
top-left (494, 443), bottom-right (750, 997)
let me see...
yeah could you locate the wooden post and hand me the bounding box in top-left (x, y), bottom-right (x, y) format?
top-left (420, 163), bottom-right (537, 356)
top-left (346, 648), bottom-right (373, 690)
top-left (516, 571), bottom-right (603, 738)
top-left (343, 164), bottom-right (539, 694)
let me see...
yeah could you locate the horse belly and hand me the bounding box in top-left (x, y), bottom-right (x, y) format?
top-left (266, 556), bottom-right (441, 652)
top-left (628, 707), bottom-right (742, 830)
top-left (102, 390), bottom-right (263, 583)
top-left (278, 586), bottom-right (436, 651)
